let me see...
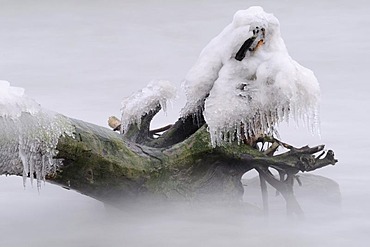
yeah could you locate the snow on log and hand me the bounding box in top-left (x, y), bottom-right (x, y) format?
top-left (120, 80), bottom-right (176, 134)
top-left (181, 6), bottom-right (320, 146)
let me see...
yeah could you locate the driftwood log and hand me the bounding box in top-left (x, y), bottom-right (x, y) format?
top-left (49, 105), bottom-right (337, 216)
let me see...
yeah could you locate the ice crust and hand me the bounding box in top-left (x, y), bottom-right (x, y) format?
top-left (121, 80), bottom-right (176, 132)
top-left (181, 6), bottom-right (320, 146)
top-left (0, 81), bottom-right (74, 187)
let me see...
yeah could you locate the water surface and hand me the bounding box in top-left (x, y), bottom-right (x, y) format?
top-left (0, 1), bottom-right (369, 246)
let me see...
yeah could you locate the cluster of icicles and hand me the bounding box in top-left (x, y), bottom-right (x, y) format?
top-left (0, 81), bottom-right (74, 187)
top-left (203, 102), bottom-right (320, 147)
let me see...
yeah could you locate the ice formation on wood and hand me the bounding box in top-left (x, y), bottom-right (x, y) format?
top-left (0, 81), bottom-right (74, 187)
top-left (120, 80), bottom-right (176, 133)
top-left (181, 6), bottom-right (320, 146)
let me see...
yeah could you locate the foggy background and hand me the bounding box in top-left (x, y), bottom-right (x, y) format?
top-left (0, 0), bottom-right (370, 246)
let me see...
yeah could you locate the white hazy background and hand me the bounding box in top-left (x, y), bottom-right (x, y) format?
top-left (0, 0), bottom-right (370, 246)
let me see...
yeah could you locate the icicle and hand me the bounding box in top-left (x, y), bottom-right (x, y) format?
top-left (29, 152), bottom-right (34, 187)
top-left (19, 136), bottom-right (29, 187)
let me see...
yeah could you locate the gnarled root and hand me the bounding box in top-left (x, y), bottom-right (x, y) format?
top-left (242, 137), bottom-right (338, 217)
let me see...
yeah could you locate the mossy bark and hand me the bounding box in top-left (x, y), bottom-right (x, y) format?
top-left (53, 119), bottom-right (252, 204)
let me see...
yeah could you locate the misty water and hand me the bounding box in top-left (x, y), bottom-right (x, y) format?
top-left (1, 0), bottom-right (370, 246)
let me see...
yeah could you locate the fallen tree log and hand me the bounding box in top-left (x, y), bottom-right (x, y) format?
top-left (48, 108), bottom-right (337, 216)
